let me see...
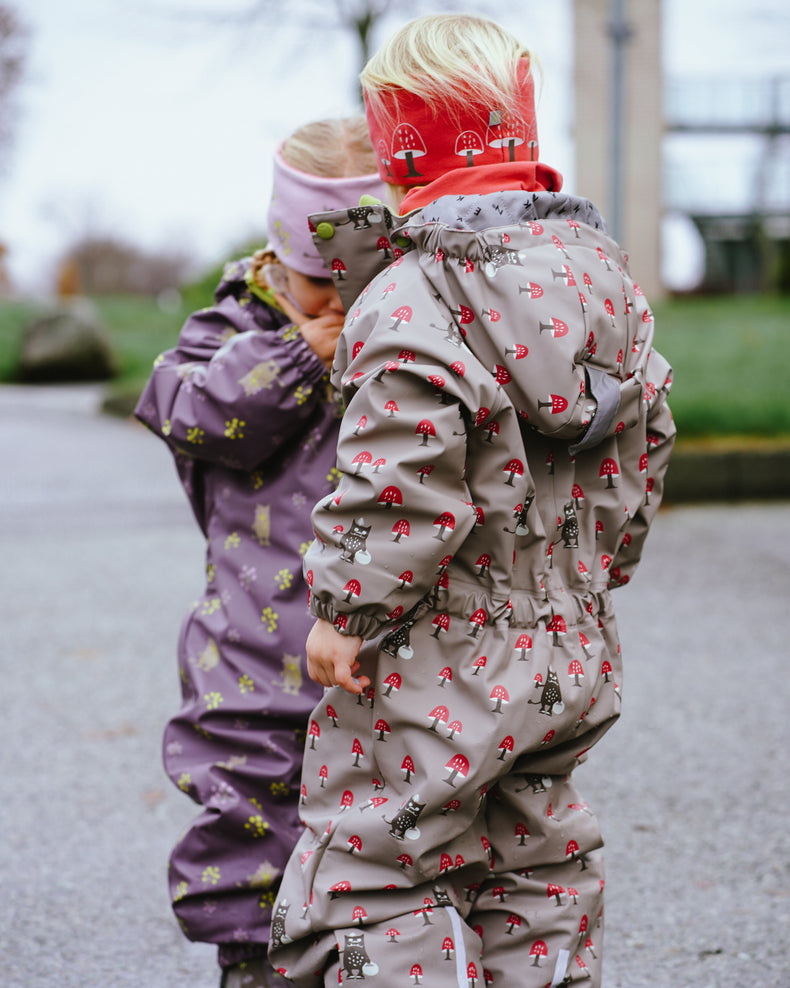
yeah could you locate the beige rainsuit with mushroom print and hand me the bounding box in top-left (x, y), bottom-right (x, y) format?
top-left (269, 190), bottom-right (675, 988)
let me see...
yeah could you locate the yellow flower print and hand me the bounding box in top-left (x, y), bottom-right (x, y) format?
top-left (177, 773), bottom-right (192, 792)
top-left (173, 881), bottom-right (188, 902)
top-left (202, 866), bottom-right (221, 886)
top-left (206, 562), bottom-right (216, 584)
top-left (270, 781), bottom-right (288, 798)
top-left (162, 419), bottom-right (172, 437)
top-left (224, 418), bottom-right (246, 439)
top-left (274, 568), bottom-right (294, 590)
top-left (293, 384), bottom-right (313, 406)
top-left (201, 597), bottom-right (221, 616)
top-left (245, 815), bottom-right (270, 838)
top-left (260, 607), bottom-right (278, 632)
top-left (247, 861), bottom-right (279, 888)
top-left (299, 542), bottom-right (311, 558)
top-left (204, 691), bottom-right (223, 710)
top-left (224, 532), bottom-right (241, 550)
top-left (239, 673), bottom-right (254, 694)
top-left (327, 466), bottom-right (342, 486)
top-left (187, 426), bottom-right (205, 444)
top-left (251, 471), bottom-right (264, 491)
top-left (259, 890), bottom-right (276, 909)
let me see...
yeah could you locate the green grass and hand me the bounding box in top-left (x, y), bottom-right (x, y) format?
top-left (1, 290), bottom-right (788, 439)
top-left (652, 293), bottom-right (790, 439)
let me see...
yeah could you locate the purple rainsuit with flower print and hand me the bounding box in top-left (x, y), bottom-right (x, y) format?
top-left (135, 257), bottom-right (341, 968)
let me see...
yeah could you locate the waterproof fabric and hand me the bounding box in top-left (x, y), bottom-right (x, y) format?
top-left (268, 189), bottom-right (675, 987)
top-left (134, 258), bottom-right (341, 965)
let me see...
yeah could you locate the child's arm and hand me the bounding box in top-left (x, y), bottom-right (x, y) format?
top-left (305, 618), bottom-right (367, 695)
top-left (135, 292), bottom-right (332, 471)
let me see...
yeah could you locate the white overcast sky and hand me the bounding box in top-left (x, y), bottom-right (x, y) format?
top-left (1, 0), bottom-right (788, 293)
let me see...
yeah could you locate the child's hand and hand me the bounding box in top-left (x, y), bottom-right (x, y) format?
top-left (274, 293), bottom-right (344, 370)
top-left (306, 618), bottom-right (367, 695)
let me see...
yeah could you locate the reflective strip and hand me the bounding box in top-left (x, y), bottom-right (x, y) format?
top-left (551, 948), bottom-right (571, 986)
top-left (447, 905), bottom-right (468, 988)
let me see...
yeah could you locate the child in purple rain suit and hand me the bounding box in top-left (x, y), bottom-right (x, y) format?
top-left (134, 117), bottom-right (386, 988)
top-left (268, 16), bottom-right (675, 988)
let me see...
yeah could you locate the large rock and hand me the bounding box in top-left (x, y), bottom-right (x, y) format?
top-left (17, 300), bottom-right (117, 382)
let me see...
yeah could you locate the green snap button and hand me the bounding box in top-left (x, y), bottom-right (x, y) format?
top-left (315, 222), bottom-right (335, 240)
top-left (395, 235), bottom-right (410, 248)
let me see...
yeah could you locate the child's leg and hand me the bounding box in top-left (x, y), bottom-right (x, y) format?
top-left (470, 772), bottom-right (605, 986)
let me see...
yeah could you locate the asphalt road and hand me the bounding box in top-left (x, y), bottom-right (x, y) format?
top-left (1, 384), bottom-right (788, 988)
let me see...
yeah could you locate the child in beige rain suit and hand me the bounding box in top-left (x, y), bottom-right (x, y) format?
top-left (269, 14), bottom-right (675, 988)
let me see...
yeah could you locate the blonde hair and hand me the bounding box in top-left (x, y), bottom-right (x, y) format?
top-left (252, 117), bottom-right (379, 287)
top-left (280, 116), bottom-right (379, 178)
top-left (361, 14), bottom-right (537, 127)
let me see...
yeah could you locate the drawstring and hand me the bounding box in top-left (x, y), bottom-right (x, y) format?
top-left (446, 906), bottom-right (468, 988)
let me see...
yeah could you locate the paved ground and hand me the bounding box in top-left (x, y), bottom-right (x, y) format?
top-left (1, 384), bottom-right (788, 988)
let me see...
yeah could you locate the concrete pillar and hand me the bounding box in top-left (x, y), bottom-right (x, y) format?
top-left (573, 0), bottom-right (664, 297)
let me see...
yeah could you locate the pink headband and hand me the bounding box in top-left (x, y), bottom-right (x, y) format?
top-left (365, 58), bottom-right (539, 188)
top-left (266, 146), bottom-right (387, 278)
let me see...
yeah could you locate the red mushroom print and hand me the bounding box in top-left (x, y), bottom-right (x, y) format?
top-left (484, 420), bottom-right (500, 443)
top-left (351, 450), bottom-right (372, 475)
top-left (538, 393), bottom-right (569, 415)
top-left (416, 464), bottom-right (435, 485)
top-left (433, 512), bottom-right (456, 541)
top-left (318, 764), bottom-right (328, 787)
top-left (585, 937), bottom-right (597, 959)
top-left (409, 963), bottom-right (424, 985)
top-left (352, 415), bottom-right (367, 437)
top-left (397, 854), bottom-right (412, 871)
top-left (382, 672), bottom-right (401, 697)
top-left (439, 853), bottom-right (454, 874)
top-left (415, 419), bottom-right (436, 446)
top-left (503, 458), bottom-right (524, 486)
top-left (376, 236), bottom-right (392, 259)
top-left (352, 905), bottom-right (367, 925)
top-left (529, 940), bottom-right (548, 967)
top-left (493, 364), bottom-right (512, 388)
top-left (540, 729), bottom-right (555, 745)
top-left (486, 110), bottom-right (526, 160)
top-left (446, 719), bottom-right (463, 739)
top-left (599, 457), bottom-right (620, 488)
top-left (328, 880), bottom-right (351, 898)
top-left (466, 961), bottom-right (479, 987)
top-left (475, 405), bottom-right (491, 426)
top-left (450, 360), bottom-right (466, 377)
top-left (497, 735), bottom-right (515, 760)
top-left (515, 634), bottom-right (533, 660)
top-left (568, 659), bottom-right (584, 686)
top-left (571, 484), bottom-right (585, 510)
top-left (331, 258), bottom-right (347, 280)
top-left (390, 304), bottom-right (413, 331)
top-left (601, 659), bottom-right (613, 682)
top-left (455, 129), bottom-right (485, 165)
top-left (401, 755), bottom-right (415, 783)
top-left (505, 343), bottom-right (529, 359)
top-left (326, 704), bottom-right (339, 728)
top-left (546, 614), bottom-right (567, 646)
top-left (339, 789), bottom-right (354, 812)
top-left (490, 684), bottom-right (510, 714)
top-left (441, 798), bottom-right (461, 816)
top-left (442, 935), bottom-right (456, 959)
top-left (547, 882), bottom-right (566, 906)
top-left (468, 608), bottom-right (488, 638)
top-left (475, 550), bottom-right (490, 574)
top-left (645, 476), bottom-right (655, 505)
top-left (343, 579), bottom-right (361, 604)
top-left (444, 753), bottom-right (470, 787)
top-left (308, 719), bottom-right (320, 749)
top-left (374, 718), bottom-right (391, 741)
top-left (384, 399), bottom-right (399, 419)
top-left (347, 834), bottom-right (362, 854)
top-left (392, 123), bottom-right (427, 177)
top-left (519, 280), bottom-right (544, 299)
top-left (351, 738), bottom-right (364, 767)
top-left (437, 666), bottom-right (453, 688)
top-left (505, 914), bottom-right (522, 935)
top-left (515, 822), bottom-right (530, 845)
top-left (567, 887), bottom-right (580, 904)
top-left (391, 519), bottom-right (410, 543)
top-left (539, 316), bottom-right (569, 338)
top-left (428, 704), bottom-right (450, 732)
top-left (378, 485), bottom-right (403, 509)
top-left (431, 613), bottom-right (451, 640)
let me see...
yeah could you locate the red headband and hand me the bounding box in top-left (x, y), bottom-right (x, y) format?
top-left (364, 57), bottom-right (539, 187)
